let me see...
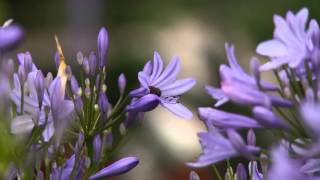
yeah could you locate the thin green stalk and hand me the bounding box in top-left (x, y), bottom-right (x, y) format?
top-left (212, 165), bottom-right (223, 180)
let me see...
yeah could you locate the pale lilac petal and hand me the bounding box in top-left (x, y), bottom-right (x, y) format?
top-left (248, 161), bottom-right (263, 180)
top-left (150, 51), bottom-right (164, 82)
top-left (161, 78), bottom-right (196, 97)
top-left (204, 85), bottom-right (229, 107)
top-left (142, 60), bottom-right (152, 75)
top-left (42, 121), bottom-right (54, 142)
top-left (126, 94), bottom-right (160, 112)
top-left (256, 40), bottom-right (288, 57)
top-left (225, 43), bottom-right (247, 75)
top-left (300, 159), bottom-right (320, 174)
top-left (129, 87), bottom-right (148, 97)
top-left (89, 157), bottom-right (139, 180)
top-left (152, 56), bottom-right (180, 87)
top-left (138, 72), bottom-right (149, 89)
top-left (11, 115), bottom-right (34, 134)
top-left (161, 102), bottom-right (193, 119)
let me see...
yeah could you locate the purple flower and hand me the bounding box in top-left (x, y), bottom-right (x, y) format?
top-left (50, 155), bottom-right (76, 180)
top-left (236, 163), bottom-right (247, 180)
top-left (206, 44), bottom-right (292, 108)
top-left (300, 101), bottom-right (320, 137)
top-left (98, 27), bottom-right (109, 67)
top-left (198, 107), bottom-right (262, 129)
top-left (248, 161), bottom-right (263, 180)
top-left (89, 157), bottom-right (139, 180)
top-left (129, 51), bottom-right (196, 119)
top-left (93, 134), bottom-right (102, 163)
top-left (256, 8), bottom-right (315, 70)
top-left (267, 145), bottom-right (311, 180)
top-left (0, 21), bottom-right (24, 52)
top-left (187, 126), bottom-right (259, 167)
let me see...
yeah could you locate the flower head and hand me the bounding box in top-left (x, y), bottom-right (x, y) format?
top-left (128, 51), bottom-right (196, 119)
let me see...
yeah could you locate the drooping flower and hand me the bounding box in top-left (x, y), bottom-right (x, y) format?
top-left (187, 125), bottom-right (259, 167)
top-left (128, 51), bottom-right (196, 119)
top-left (256, 8), bottom-right (315, 70)
top-left (89, 157), bottom-right (139, 180)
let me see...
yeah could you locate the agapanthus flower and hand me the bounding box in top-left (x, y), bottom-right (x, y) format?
top-left (206, 43), bottom-right (291, 108)
top-left (10, 47), bottom-right (74, 142)
top-left (187, 125), bottom-right (259, 167)
top-left (0, 19), bottom-right (24, 53)
top-left (128, 51), bottom-right (196, 119)
top-left (256, 8), bottom-right (315, 70)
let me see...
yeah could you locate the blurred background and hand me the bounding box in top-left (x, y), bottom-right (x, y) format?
top-left (1, 0), bottom-right (320, 179)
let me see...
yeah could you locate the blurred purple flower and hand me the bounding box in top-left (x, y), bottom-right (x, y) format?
top-left (0, 21), bottom-right (24, 52)
top-left (300, 101), bottom-right (320, 137)
top-left (236, 163), bottom-right (247, 180)
top-left (187, 126), bottom-right (259, 167)
top-left (256, 8), bottom-right (315, 70)
top-left (129, 51), bottom-right (196, 119)
top-left (248, 161), bottom-right (263, 180)
top-left (89, 157), bottom-right (139, 180)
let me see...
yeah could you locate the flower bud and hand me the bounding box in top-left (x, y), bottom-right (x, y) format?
top-left (23, 52), bottom-right (33, 74)
top-left (65, 65), bottom-right (72, 80)
top-left (98, 92), bottom-right (109, 120)
top-left (35, 70), bottom-right (45, 108)
top-left (89, 157), bottom-right (139, 180)
top-left (118, 73), bottom-right (126, 95)
top-left (98, 27), bottom-right (109, 67)
top-left (236, 163), bottom-right (247, 180)
top-left (89, 51), bottom-right (97, 75)
top-left (54, 51), bottom-right (60, 69)
top-left (77, 51), bottom-right (84, 65)
top-left (45, 72), bottom-right (53, 89)
top-left (93, 134), bottom-right (102, 163)
top-left (18, 65), bottom-right (26, 83)
top-left (189, 171), bottom-right (200, 180)
top-left (74, 96), bottom-right (84, 117)
top-left (83, 57), bottom-right (90, 75)
top-left (70, 76), bottom-right (80, 95)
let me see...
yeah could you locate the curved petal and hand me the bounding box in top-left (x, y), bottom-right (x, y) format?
top-left (161, 102), bottom-right (193, 119)
top-left (138, 72), bottom-right (149, 88)
top-left (161, 78), bottom-right (196, 97)
top-left (152, 56), bottom-right (180, 87)
top-left (256, 40), bottom-right (288, 57)
top-left (11, 115), bottom-right (34, 134)
top-left (150, 51), bottom-right (164, 82)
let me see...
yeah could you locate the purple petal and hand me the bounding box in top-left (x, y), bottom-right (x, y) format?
top-left (11, 115), bottom-right (34, 134)
top-left (126, 94), bottom-right (160, 112)
top-left (161, 102), bottom-right (193, 119)
top-left (248, 161), bottom-right (263, 180)
top-left (256, 40), bottom-right (288, 57)
top-left (89, 157), bottom-right (139, 180)
top-left (138, 72), bottom-right (150, 89)
top-left (204, 85), bottom-right (229, 107)
top-left (198, 107), bottom-right (261, 129)
top-left (150, 51), bottom-right (164, 82)
top-left (160, 78), bottom-right (196, 97)
top-left (253, 106), bottom-right (289, 129)
top-left (129, 87), bottom-right (148, 97)
top-left (0, 24), bottom-right (24, 52)
top-left (152, 56), bottom-right (180, 87)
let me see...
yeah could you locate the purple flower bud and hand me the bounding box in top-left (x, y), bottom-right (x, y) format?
top-left (83, 57), bottom-right (90, 75)
top-left (65, 65), bottom-right (72, 80)
top-left (23, 52), bottom-right (33, 74)
top-left (98, 92), bottom-right (109, 120)
top-left (54, 51), bottom-right (60, 69)
top-left (74, 96), bottom-right (84, 116)
top-left (89, 157), bottom-right (139, 180)
top-left (98, 27), bottom-right (109, 67)
top-left (18, 65), bottom-right (26, 83)
top-left (0, 24), bottom-right (24, 52)
top-left (189, 171), bottom-right (200, 180)
top-left (89, 51), bottom-right (97, 75)
top-left (93, 134), bottom-right (102, 163)
top-left (247, 129), bottom-right (256, 146)
top-left (35, 70), bottom-right (45, 107)
top-left (45, 72), bottom-right (53, 89)
top-left (105, 132), bottom-right (113, 150)
top-left (125, 94), bottom-right (160, 113)
top-left (236, 163), bottom-right (247, 180)
top-left (5, 59), bottom-right (14, 78)
top-left (75, 132), bottom-right (84, 155)
top-left (118, 73), bottom-right (126, 95)
top-left (70, 76), bottom-right (80, 95)
top-left (253, 106), bottom-right (289, 129)
top-left (77, 51), bottom-right (84, 65)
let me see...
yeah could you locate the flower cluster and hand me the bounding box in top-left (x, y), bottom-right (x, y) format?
top-left (188, 7), bottom-right (320, 180)
top-left (0, 21), bottom-right (196, 179)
